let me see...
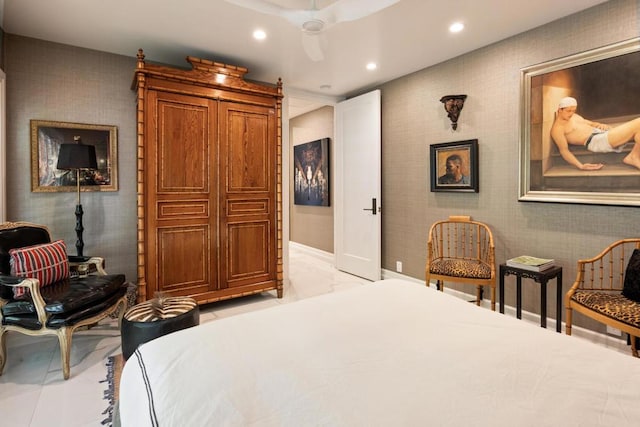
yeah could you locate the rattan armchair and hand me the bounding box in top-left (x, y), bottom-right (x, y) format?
top-left (565, 238), bottom-right (640, 357)
top-left (426, 216), bottom-right (496, 310)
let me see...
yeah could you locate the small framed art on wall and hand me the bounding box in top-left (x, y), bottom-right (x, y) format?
top-left (430, 139), bottom-right (479, 193)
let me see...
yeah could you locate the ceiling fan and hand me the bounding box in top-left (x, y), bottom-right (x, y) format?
top-left (225, 0), bottom-right (401, 61)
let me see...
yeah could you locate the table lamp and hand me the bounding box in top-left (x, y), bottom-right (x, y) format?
top-left (57, 136), bottom-right (97, 257)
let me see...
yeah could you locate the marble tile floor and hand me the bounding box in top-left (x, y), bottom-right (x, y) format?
top-left (0, 245), bottom-right (632, 426)
top-left (0, 246), bottom-right (369, 426)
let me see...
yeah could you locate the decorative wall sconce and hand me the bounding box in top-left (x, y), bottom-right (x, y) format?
top-left (440, 95), bottom-right (467, 130)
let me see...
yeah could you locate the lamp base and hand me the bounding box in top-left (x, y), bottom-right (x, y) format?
top-left (75, 203), bottom-right (85, 257)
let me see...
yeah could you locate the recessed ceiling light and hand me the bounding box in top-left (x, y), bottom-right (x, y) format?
top-left (449, 22), bottom-right (464, 33)
top-left (253, 29), bottom-right (267, 40)
top-left (366, 62), bottom-right (377, 71)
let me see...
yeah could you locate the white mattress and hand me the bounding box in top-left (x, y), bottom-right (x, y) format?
top-left (120, 279), bottom-right (640, 426)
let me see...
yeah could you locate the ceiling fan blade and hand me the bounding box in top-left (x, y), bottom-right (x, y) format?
top-left (224, 0), bottom-right (286, 16)
top-left (319, 0), bottom-right (401, 24)
top-left (301, 32), bottom-right (326, 62)
top-left (226, 0), bottom-right (392, 62)
top-left (224, 0), bottom-right (309, 28)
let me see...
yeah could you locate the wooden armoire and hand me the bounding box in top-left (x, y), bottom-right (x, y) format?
top-left (131, 49), bottom-right (283, 304)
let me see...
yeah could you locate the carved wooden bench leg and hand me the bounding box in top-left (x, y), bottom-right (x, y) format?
top-left (57, 328), bottom-right (73, 380)
top-left (0, 328), bottom-right (7, 375)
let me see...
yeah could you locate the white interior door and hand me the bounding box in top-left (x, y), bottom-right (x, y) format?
top-left (334, 90), bottom-right (381, 280)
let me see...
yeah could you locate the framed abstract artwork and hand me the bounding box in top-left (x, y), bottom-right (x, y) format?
top-left (293, 138), bottom-right (330, 206)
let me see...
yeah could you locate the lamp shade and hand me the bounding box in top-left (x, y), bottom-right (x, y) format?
top-left (57, 143), bottom-right (98, 170)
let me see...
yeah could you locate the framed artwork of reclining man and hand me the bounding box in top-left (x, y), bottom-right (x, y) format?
top-left (519, 37), bottom-right (640, 206)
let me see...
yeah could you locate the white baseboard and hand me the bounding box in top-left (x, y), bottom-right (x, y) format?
top-left (381, 269), bottom-right (424, 284)
top-left (288, 241), bottom-right (334, 265)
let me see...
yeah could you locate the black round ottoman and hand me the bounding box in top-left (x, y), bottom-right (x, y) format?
top-left (121, 296), bottom-right (199, 360)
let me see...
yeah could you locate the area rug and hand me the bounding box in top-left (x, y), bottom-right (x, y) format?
top-left (101, 354), bottom-right (124, 426)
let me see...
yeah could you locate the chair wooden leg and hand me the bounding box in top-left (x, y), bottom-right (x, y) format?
top-left (117, 298), bottom-right (127, 330)
top-left (0, 328), bottom-right (7, 375)
top-left (632, 335), bottom-right (639, 358)
top-left (565, 307), bottom-right (573, 336)
top-left (475, 286), bottom-right (482, 306)
top-left (490, 287), bottom-right (496, 312)
top-left (57, 327), bottom-right (73, 380)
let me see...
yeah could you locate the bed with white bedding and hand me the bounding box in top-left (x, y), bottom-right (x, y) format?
top-left (119, 279), bottom-right (640, 426)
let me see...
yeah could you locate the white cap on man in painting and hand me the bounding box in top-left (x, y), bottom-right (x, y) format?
top-left (558, 96), bottom-right (578, 109)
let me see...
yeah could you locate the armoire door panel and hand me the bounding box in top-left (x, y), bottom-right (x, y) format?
top-left (223, 106), bottom-right (273, 193)
top-left (226, 199), bottom-right (269, 217)
top-left (219, 101), bottom-right (277, 290)
top-left (157, 226), bottom-right (211, 293)
top-left (157, 100), bottom-right (210, 193)
top-left (157, 199), bottom-right (209, 220)
top-left (225, 221), bottom-right (270, 282)
top-left (146, 90), bottom-right (218, 297)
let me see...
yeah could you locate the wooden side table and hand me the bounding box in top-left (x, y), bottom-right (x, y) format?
top-left (499, 264), bottom-right (563, 333)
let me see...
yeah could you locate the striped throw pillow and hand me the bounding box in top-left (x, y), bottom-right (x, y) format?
top-left (9, 240), bottom-right (70, 298)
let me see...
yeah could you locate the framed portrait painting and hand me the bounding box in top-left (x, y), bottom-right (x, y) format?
top-left (519, 37), bottom-right (640, 206)
top-left (293, 138), bottom-right (330, 206)
top-left (30, 120), bottom-right (118, 193)
top-left (430, 139), bottom-right (479, 193)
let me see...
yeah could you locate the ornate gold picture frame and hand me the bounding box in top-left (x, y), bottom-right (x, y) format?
top-left (30, 120), bottom-right (118, 193)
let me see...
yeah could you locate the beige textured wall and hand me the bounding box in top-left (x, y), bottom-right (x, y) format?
top-left (379, 0), bottom-right (640, 330)
top-left (3, 0), bottom-right (638, 336)
top-left (5, 35), bottom-right (138, 282)
top-left (289, 106), bottom-right (334, 252)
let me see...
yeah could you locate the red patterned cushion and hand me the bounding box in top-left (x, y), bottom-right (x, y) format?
top-left (9, 240), bottom-right (70, 298)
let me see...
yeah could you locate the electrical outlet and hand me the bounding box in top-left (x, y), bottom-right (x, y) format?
top-left (396, 261), bottom-right (402, 273)
top-left (606, 326), bottom-right (622, 336)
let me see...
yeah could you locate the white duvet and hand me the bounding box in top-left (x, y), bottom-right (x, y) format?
top-left (120, 279), bottom-right (640, 426)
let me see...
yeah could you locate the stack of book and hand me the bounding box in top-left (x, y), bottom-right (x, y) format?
top-left (506, 255), bottom-right (555, 272)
